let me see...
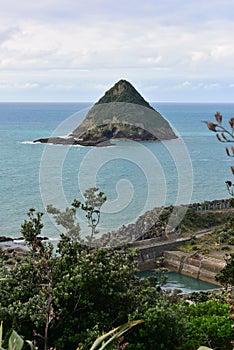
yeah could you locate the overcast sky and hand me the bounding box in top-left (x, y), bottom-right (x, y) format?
top-left (0, 0), bottom-right (234, 102)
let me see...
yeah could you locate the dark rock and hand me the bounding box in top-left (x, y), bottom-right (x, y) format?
top-left (37, 236), bottom-right (49, 241)
top-left (33, 136), bottom-right (112, 147)
top-left (34, 137), bottom-right (78, 145)
top-left (0, 236), bottom-right (13, 242)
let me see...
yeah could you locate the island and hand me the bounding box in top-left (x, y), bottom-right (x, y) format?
top-left (34, 79), bottom-right (177, 146)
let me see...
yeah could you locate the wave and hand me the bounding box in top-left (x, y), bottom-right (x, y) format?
top-left (20, 141), bottom-right (37, 145)
top-left (20, 140), bottom-right (84, 147)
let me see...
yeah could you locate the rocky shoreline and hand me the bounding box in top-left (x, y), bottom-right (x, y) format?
top-left (94, 198), bottom-right (232, 247)
top-left (33, 133), bottom-right (176, 147)
top-left (0, 236), bottom-right (48, 252)
top-left (1, 198), bottom-right (231, 250)
top-left (1, 198), bottom-right (231, 276)
top-left (33, 136), bottom-right (113, 147)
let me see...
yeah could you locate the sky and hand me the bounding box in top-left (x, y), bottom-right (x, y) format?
top-left (0, 0), bottom-right (234, 102)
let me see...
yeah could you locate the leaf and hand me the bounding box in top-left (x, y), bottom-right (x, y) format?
top-left (214, 112), bottom-right (222, 124)
top-left (197, 347), bottom-right (213, 350)
top-left (206, 122), bottom-right (217, 132)
top-left (225, 147), bottom-right (230, 156)
top-left (90, 320), bottom-right (143, 350)
top-left (229, 117), bottom-right (234, 131)
top-left (216, 134), bottom-right (222, 142)
top-left (25, 340), bottom-right (37, 350)
top-left (0, 279), bottom-right (17, 285)
top-left (8, 331), bottom-right (24, 350)
top-left (0, 321), bottom-right (3, 347)
top-left (221, 132), bottom-right (229, 141)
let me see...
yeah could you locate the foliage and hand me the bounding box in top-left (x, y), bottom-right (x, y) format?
top-left (21, 209), bottom-right (55, 350)
top-left (0, 320), bottom-right (143, 350)
top-left (186, 290), bottom-right (228, 304)
top-left (47, 187), bottom-right (106, 244)
top-left (73, 187), bottom-right (107, 241)
top-left (205, 112), bottom-right (234, 196)
top-left (179, 215), bottom-right (234, 256)
top-left (87, 320), bottom-right (143, 350)
top-left (96, 80), bottom-right (153, 109)
top-left (178, 208), bottom-right (233, 235)
top-left (127, 302), bottom-right (187, 350)
top-left (0, 204), bottom-right (161, 349)
top-left (216, 253), bottom-right (234, 287)
top-left (46, 204), bottom-right (82, 243)
top-left (180, 300), bottom-right (233, 350)
top-left (0, 321), bottom-right (36, 350)
top-left (126, 297), bottom-right (233, 350)
top-left (1, 186), bottom-right (233, 349)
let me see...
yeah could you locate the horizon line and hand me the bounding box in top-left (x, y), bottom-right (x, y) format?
top-left (0, 100), bottom-right (233, 104)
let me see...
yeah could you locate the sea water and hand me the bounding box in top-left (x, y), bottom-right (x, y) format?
top-left (140, 271), bottom-right (220, 293)
top-left (1, 102), bottom-right (234, 240)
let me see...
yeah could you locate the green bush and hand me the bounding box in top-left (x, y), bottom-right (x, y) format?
top-left (126, 300), bottom-right (233, 350)
top-left (127, 302), bottom-right (187, 350)
top-left (181, 301), bottom-right (233, 350)
top-left (1, 200), bottom-right (233, 350)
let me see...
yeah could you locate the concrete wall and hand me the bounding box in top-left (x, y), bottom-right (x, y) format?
top-left (130, 236), bottom-right (191, 271)
top-left (163, 251), bottom-right (225, 284)
top-left (130, 237), bottom-right (225, 284)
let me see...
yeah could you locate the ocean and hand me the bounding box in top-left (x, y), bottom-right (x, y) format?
top-left (1, 102), bottom-right (234, 241)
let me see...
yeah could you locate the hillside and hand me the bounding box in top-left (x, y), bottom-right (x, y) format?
top-left (34, 80), bottom-right (177, 146)
top-left (70, 79), bottom-right (177, 143)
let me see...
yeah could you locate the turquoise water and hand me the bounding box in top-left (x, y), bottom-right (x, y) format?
top-left (140, 271), bottom-right (220, 293)
top-left (1, 102), bottom-right (234, 240)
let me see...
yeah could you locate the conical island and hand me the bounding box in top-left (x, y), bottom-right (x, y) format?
top-left (34, 80), bottom-right (177, 146)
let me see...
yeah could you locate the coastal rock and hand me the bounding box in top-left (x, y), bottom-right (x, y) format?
top-left (34, 80), bottom-right (177, 146)
top-left (0, 236), bottom-right (13, 242)
top-left (95, 198), bottom-right (232, 247)
top-left (34, 137), bottom-right (78, 145)
top-left (33, 136), bottom-right (112, 147)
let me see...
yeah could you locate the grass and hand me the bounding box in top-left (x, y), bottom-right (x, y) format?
top-left (178, 212), bottom-right (234, 260)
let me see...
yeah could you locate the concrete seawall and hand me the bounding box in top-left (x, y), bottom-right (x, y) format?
top-left (130, 235), bottom-right (191, 271)
top-left (163, 251), bottom-right (225, 284)
top-left (130, 235), bottom-right (225, 284)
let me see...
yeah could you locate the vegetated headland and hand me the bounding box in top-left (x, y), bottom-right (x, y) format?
top-left (1, 198), bottom-right (233, 284)
top-left (93, 198), bottom-right (234, 283)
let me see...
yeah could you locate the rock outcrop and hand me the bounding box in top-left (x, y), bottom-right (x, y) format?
top-left (34, 80), bottom-right (177, 146)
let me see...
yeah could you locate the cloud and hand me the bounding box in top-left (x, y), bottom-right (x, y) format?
top-left (0, 26), bottom-right (20, 44)
top-left (1, 18), bottom-right (233, 75)
top-left (44, 83), bottom-right (75, 91)
top-left (1, 0), bottom-right (234, 25)
top-left (0, 81), bottom-right (39, 90)
top-left (197, 82), bottom-right (220, 90)
top-left (0, 0), bottom-right (234, 101)
top-left (172, 81), bottom-right (220, 91)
